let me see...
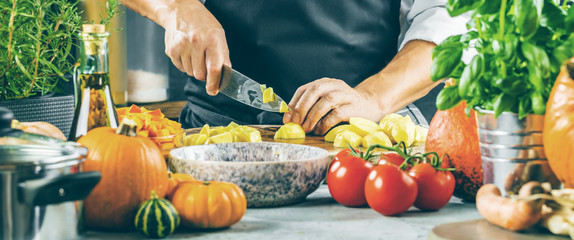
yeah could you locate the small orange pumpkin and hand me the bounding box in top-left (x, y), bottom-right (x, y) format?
top-left (544, 58), bottom-right (574, 188)
top-left (171, 181), bottom-right (247, 229)
top-left (166, 172), bottom-right (196, 199)
top-left (78, 118), bottom-right (169, 230)
top-left (12, 120), bottom-right (66, 140)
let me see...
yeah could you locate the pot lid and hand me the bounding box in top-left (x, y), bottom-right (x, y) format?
top-left (0, 107), bottom-right (87, 171)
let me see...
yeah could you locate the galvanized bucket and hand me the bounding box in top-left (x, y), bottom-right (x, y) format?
top-left (476, 109), bottom-right (560, 196)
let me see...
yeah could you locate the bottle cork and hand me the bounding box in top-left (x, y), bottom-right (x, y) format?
top-left (82, 24), bottom-right (106, 33)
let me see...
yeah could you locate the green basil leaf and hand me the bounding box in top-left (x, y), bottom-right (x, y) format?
top-left (503, 34), bottom-right (518, 60)
top-left (552, 44), bottom-right (573, 67)
top-left (482, 99), bottom-right (494, 111)
top-left (529, 26), bottom-right (553, 45)
top-left (468, 92), bottom-right (483, 105)
top-left (493, 77), bottom-right (508, 90)
top-left (518, 96), bottom-right (532, 119)
top-left (494, 76), bottom-right (528, 96)
top-left (450, 61), bottom-right (466, 79)
top-left (526, 63), bottom-right (545, 92)
top-left (566, 3), bottom-right (574, 33)
top-left (540, 0), bottom-right (565, 30)
top-left (474, 38), bottom-right (489, 53)
top-left (492, 37), bottom-right (517, 61)
top-left (460, 31), bottom-right (479, 43)
top-left (515, 0), bottom-right (543, 39)
top-left (444, 34), bottom-right (464, 45)
top-left (436, 85), bottom-right (462, 110)
top-left (448, 0), bottom-right (484, 17)
top-left (493, 93), bottom-right (515, 118)
top-left (459, 64), bottom-right (473, 97)
top-left (459, 55), bottom-right (483, 97)
top-left (492, 40), bottom-right (502, 55)
top-left (531, 90), bottom-right (546, 115)
top-left (521, 41), bottom-right (551, 79)
top-left (477, 0), bottom-right (501, 15)
top-left (431, 44), bottom-right (464, 81)
top-left (432, 40), bottom-right (463, 59)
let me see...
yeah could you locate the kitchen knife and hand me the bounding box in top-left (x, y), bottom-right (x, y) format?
top-left (219, 65), bottom-right (285, 112)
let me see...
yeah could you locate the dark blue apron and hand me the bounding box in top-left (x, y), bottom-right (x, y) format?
top-left (180, 0), bottom-right (402, 128)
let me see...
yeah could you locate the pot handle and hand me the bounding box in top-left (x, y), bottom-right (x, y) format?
top-left (19, 171), bottom-right (101, 206)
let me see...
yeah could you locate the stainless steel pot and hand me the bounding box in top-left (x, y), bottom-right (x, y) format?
top-left (0, 107), bottom-right (101, 240)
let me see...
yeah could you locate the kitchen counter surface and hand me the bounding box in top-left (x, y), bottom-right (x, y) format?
top-left (84, 184), bottom-right (483, 240)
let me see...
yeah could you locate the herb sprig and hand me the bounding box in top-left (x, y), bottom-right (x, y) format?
top-left (431, 0), bottom-right (574, 118)
top-left (0, 0), bottom-right (120, 101)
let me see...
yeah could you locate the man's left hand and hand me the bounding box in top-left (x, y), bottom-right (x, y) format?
top-left (283, 78), bottom-right (383, 135)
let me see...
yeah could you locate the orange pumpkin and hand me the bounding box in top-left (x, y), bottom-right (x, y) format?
top-left (426, 100), bottom-right (483, 202)
top-left (77, 118), bottom-right (169, 230)
top-left (171, 181), bottom-right (247, 229)
top-left (12, 120), bottom-right (66, 140)
top-left (544, 59), bottom-right (574, 188)
top-left (166, 172), bottom-right (196, 199)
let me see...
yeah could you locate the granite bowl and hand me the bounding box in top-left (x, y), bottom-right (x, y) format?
top-left (169, 142), bottom-right (330, 207)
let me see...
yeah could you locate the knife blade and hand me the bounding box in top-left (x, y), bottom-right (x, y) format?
top-left (219, 65), bottom-right (285, 112)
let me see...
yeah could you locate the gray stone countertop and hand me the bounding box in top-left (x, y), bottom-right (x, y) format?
top-left (84, 184), bottom-right (483, 240)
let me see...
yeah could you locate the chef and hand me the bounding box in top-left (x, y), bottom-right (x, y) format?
top-left (122, 0), bottom-right (469, 134)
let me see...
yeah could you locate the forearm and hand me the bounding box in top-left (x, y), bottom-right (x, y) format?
top-left (356, 39), bottom-right (439, 117)
top-left (120, 0), bottom-right (207, 29)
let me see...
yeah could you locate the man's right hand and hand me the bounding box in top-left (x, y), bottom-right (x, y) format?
top-left (161, 1), bottom-right (231, 96)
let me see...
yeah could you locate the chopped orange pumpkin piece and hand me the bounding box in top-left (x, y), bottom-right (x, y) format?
top-left (128, 104), bottom-right (142, 113)
top-left (116, 107), bottom-right (128, 116)
top-left (148, 109), bottom-right (164, 118)
top-left (160, 143), bottom-right (175, 150)
top-left (116, 104), bottom-right (184, 152)
top-left (137, 130), bottom-right (149, 138)
top-left (159, 129), bottom-right (171, 137)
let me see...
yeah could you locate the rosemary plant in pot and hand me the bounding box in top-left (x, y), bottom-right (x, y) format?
top-left (0, 0), bottom-right (119, 137)
top-left (429, 0), bottom-right (571, 196)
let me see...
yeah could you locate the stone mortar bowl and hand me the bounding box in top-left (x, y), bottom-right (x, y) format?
top-left (169, 142), bottom-right (330, 207)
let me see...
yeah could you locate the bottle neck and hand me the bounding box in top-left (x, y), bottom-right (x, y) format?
top-left (79, 32), bottom-right (110, 74)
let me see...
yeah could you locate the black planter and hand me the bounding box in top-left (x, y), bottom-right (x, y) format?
top-left (0, 94), bottom-right (75, 138)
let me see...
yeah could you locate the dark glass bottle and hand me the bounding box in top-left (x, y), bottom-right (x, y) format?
top-left (68, 24), bottom-right (118, 141)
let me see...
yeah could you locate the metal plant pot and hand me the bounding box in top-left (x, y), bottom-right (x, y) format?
top-left (476, 109), bottom-right (561, 196)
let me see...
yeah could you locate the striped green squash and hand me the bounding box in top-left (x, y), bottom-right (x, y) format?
top-left (135, 191), bottom-right (180, 238)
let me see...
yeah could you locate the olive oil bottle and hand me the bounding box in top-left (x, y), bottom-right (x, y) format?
top-left (69, 24), bottom-right (118, 141)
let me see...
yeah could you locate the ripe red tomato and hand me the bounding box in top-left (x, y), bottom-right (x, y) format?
top-left (332, 148), bottom-right (359, 163)
top-left (408, 162), bottom-right (455, 211)
top-left (379, 152), bottom-right (405, 167)
top-left (327, 151), bottom-right (374, 207)
top-left (364, 163), bottom-right (418, 216)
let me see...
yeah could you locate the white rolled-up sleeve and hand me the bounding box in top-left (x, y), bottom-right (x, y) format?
top-left (398, 0), bottom-right (470, 50)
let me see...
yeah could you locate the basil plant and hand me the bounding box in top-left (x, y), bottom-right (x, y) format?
top-left (431, 0), bottom-right (574, 118)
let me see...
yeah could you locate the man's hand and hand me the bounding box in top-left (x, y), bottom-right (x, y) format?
top-left (122, 0), bottom-right (231, 96)
top-left (283, 78), bottom-right (383, 135)
top-left (283, 40), bottom-right (439, 135)
top-left (164, 18), bottom-right (230, 95)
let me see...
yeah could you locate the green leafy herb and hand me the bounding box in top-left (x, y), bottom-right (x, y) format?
top-left (432, 0), bottom-right (573, 118)
top-left (0, 0), bottom-right (119, 101)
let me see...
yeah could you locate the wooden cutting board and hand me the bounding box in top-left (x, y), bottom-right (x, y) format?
top-left (186, 125), bottom-right (343, 156)
top-left (185, 125), bottom-right (425, 157)
top-left (428, 219), bottom-right (569, 240)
